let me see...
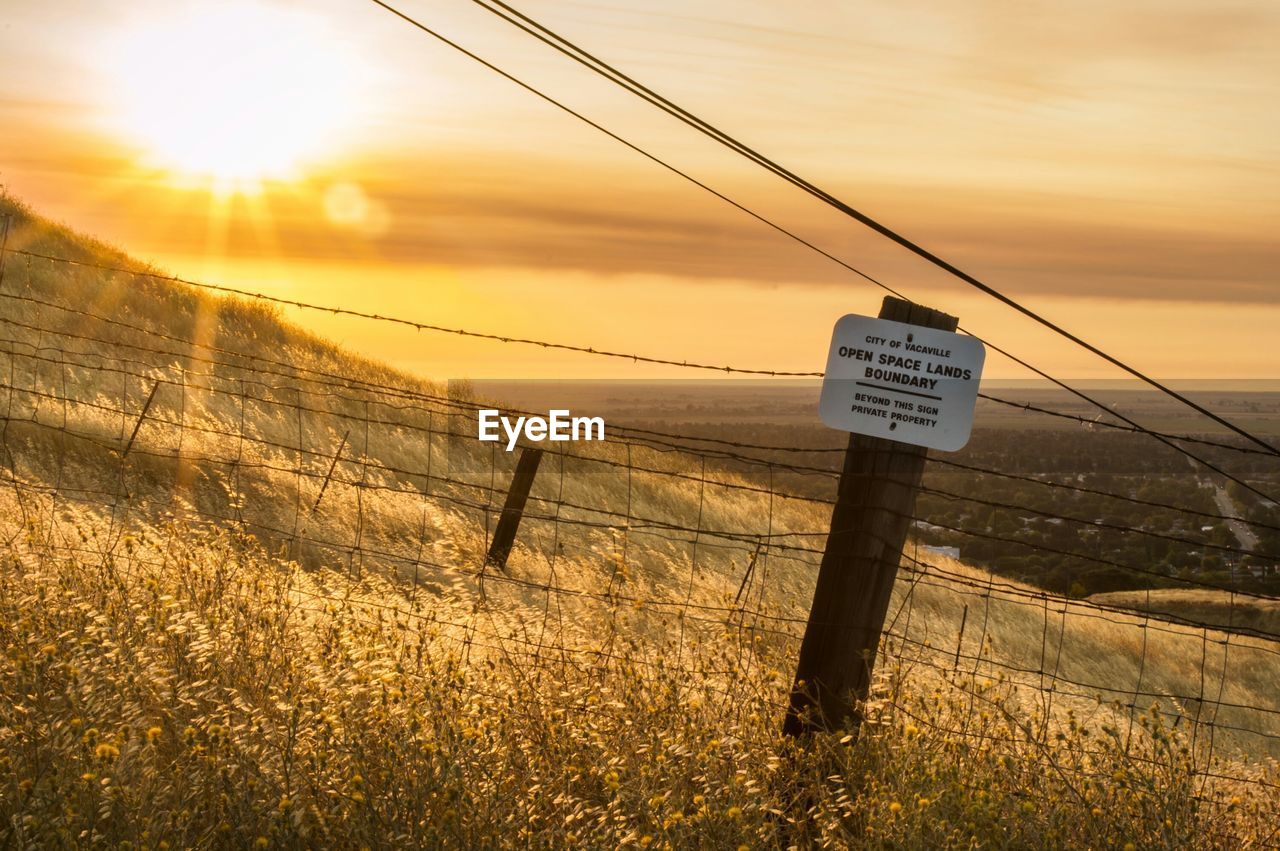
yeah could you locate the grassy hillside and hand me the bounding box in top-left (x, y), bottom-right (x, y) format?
top-left (1, 193), bottom-right (1277, 847)
top-left (1091, 590), bottom-right (1280, 638)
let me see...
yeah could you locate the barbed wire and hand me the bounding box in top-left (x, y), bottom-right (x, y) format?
top-left (3, 239), bottom-right (1280, 803)
top-left (11, 247), bottom-right (1279, 462)
top-left (3, 300), bottom-right (1276, 542)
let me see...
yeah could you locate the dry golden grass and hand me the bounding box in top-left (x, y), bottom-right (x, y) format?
top-left (1, 193), bottom-right (1279, 846)
top-left (1, 490), bottom-right (1277, 848)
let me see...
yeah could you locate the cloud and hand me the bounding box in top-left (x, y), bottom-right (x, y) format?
top-left (3, 0), bottom-right (1274, 308)
top-left (92, 165), bottom-right (1272, 304)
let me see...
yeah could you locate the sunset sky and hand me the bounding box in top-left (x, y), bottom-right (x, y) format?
top-left (1, 0), bottom-right (1277, 379)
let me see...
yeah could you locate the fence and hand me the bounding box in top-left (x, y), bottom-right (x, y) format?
top-left (1, 244), bottom-right (1279, 828)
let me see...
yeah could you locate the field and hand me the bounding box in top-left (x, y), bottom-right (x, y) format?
top-left (474, 379), bottom-right (1280, 436)
top-left (483, 381), bottom-right (1280, 599)
top-left (1090, 590), bottom-right (1280, 638)
top-left (1, 194), bottom-right (1278, 847)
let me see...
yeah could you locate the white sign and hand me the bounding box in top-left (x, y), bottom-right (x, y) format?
top-left (819, 313), bottom-right (985, 451)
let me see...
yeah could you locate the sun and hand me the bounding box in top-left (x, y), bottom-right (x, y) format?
top-left (102, 3), bottom-right (370, 193)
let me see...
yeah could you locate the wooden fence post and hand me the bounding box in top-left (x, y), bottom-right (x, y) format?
top-left (486, 446), bottom-right (544, 571)
top-left (783, 296), bottom-right (958, 738)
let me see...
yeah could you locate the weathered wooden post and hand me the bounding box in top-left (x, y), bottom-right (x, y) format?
top-left (783, 296), bottom-right (973, 738)
top-left (486, 446), bottom-right (544, 571)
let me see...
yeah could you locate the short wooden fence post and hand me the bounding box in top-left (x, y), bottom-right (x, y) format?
top-left (486, 446), bottom-right (544, 571)
top-left (783, 296), bottom-right (958, 738)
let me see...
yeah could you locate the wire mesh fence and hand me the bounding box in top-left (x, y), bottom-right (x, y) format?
top-left (1, 245), bottom-right (1279, 846)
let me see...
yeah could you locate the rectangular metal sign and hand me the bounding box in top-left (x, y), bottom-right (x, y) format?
top-left (819, 313), bottom-right (985, 451)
